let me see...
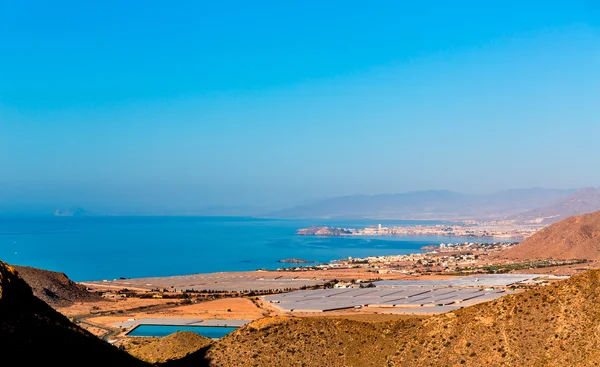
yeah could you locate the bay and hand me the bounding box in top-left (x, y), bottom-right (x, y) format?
top-left (0, 216), bottom-right (483, 281)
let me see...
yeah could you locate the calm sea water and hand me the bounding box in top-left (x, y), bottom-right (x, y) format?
top-left (0, 216), bottom-right (483, 281)
top-left (127, 325), bottom-right (237, 338)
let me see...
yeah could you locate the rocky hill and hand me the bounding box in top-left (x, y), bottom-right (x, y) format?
top-left (204, 269), bottom-right (600, 366)
top-left (509, 187), bottom-right (600, 224)
top-left (119, 331), bottom-right (212, 364)
top-left (500, 210), bottom-right (600, 261)
top-left (0, 261), bottom-right (148, 367)
top-left (12, 265), bottom-right (101, 308)
top-left (296, 226), bottom-right (352, 235)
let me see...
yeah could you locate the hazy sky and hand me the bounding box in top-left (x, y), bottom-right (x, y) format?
top-left (1, 1), bottom-right (600, 213)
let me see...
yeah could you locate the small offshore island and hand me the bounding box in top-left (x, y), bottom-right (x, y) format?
top-left (278, 258), bottom-right (314, 264)
top-left (297, 222), bottom-right (542, 239)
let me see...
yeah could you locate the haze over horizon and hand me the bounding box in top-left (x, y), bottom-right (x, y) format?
top-left (2, 1), bottom-right (600, 214)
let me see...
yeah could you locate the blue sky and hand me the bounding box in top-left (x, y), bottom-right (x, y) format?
top-left (1, 1), bottom-right (599, 213)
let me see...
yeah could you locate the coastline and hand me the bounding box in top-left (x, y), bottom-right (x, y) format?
top-left (297, 223), bottom-right (543, 239)
top-left (3, 216), bottom-right (547, 283)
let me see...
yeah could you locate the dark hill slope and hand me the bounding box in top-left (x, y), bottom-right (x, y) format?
top-left (0, 261), bottom-right (148, 367)
top-left (206, 269), bottom-right (600, 366)
top-left (12, 265), bottom-right (101, 308)
top-left (500, 210), bottom-right (600, 260)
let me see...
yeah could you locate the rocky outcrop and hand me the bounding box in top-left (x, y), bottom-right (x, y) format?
top-left (0, 261), bottom-right (147, 367)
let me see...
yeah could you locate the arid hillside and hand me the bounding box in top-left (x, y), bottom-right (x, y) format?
top-left (205, 268), bottom-right (600, 367)
top-left (500, 210), bottom-right (600, 260)
top-left (119, 331), bottom-right (212, 364)
top-left (12, 265), bottom-right (101, 308)
top-left (0, 261), bottom-right (148, 367)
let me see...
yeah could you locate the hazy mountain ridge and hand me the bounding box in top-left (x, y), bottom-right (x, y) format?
top-left (508, 187), bottom-right (600, 224)
top-left (9, 187), bottom-right (599, 220)
top-left (268, 188), bottom-right (576, 219)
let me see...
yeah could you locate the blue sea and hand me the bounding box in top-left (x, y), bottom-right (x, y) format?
top-left (0, 216), bottom-right (485, 282)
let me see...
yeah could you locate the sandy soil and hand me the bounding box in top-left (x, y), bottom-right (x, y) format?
top-left (84, 297), bottom-right (264, 328)
top-left (78, 323), bottom-right (110, 338)
top-left (159, 297), bottom-right (265, 319)
top-left (57, 298), bottom-right (177, 317)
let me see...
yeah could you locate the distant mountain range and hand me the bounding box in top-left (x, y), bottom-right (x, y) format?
top-left (508, 188), bottom-right (600, 224)
top-left (267, 188), bottom-right (600, 221)
top-left (13, 187), bottom-right (600, 222)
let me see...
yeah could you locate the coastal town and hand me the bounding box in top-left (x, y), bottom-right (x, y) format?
top-left (297, 222), bottom-right (542, 239)
top-left (275, 239), bottom-right (586, 277)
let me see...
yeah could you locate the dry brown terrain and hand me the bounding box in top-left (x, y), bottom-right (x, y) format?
top-left (500, 210), bottom-right (600, 260)
top-left (85, 297), bottom-right (264, 328)
top-left (203, 268), bottom-right (600, 367)
top-left (12, 265), bottom-right (102, 307)
top-left (57, 298), bottom-right (180, 318)
top-left (78, 323), bottom-right (111, 338)
top-left (163, 297), bottom-right (265, 320)
top-left (117, 331), bottom-right (212, 363)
